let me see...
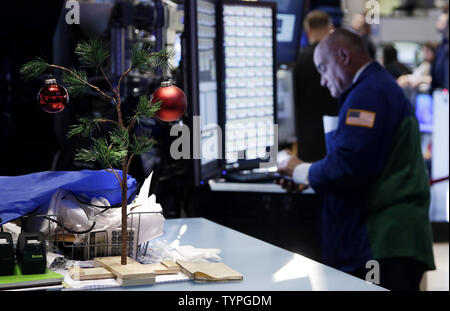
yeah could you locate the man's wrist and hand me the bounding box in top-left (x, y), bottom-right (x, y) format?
top-left (293, 163), bottom-right (312, 185)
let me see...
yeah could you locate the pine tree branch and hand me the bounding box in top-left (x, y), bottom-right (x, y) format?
top-left (19, 58), bottom-right (49, 81)
top-left (67, 116), bottom-right (100, 138)
top-left (127, 96), bottom-right (161, 131)
top-left (129, 134), bottom-right (155, 155)
top-left (126, 153), bottom-right (134, 174)
top-left (113, 67), bottom-right (133, 129)
top-left (129, 47), bottom-right (175, 76)
top-left (75, 39), bottom-right (109, 68)
top-left (148, 48), bottom-right (175, 75)
top-left (98, 118), bottom-right (121, 127)
top-left (110, 127), bottom-right (129, 150)
top-left (114, 45), bottom-right (172, 130)
top-left (105, 167), bottom-right (123, 185)
top-left (117, 67), bottom-right (132, 94)
top-left (99, 66), bottom-right (126, 131)
top-left (67, 116), bottom-right (120, 138)
top-left (130, 43), bottom-right (151, 71)
top-left (75, 137), bottom-right (127, 168)
top-left (62, 68), bottom-right (89, 97)
top-left (121, 45), bottom-right (174, 90)
top-left (127, 118), bottom-right (137, 133)
top-left (100, 67), bottom-right (118, 97)
top-left (47, 64), bottom-right (115, 102)
top-left (20, 58), bottom-right (114, 102)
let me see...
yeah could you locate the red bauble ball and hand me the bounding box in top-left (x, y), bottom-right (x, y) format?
top-left (37, 79), bottom-right (69, 113)
top-left (152, 81), bottom-right (187, 122)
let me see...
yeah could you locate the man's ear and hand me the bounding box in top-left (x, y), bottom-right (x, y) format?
top-left (306, 28), bottom-right (312, 42)
top-left (338, 48), bottom-right (351, 66)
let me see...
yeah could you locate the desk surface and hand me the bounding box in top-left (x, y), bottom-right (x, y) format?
top-left (209, 179), bottom-right (315, 194)
top-left (101, 218), bottom-right (386, 291)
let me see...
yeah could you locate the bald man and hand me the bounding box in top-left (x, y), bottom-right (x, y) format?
top-left (277, 29), bottom-right (435, 291)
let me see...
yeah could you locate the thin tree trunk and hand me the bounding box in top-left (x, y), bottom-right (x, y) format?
top-left (121, 160), bottom-right (128, 265)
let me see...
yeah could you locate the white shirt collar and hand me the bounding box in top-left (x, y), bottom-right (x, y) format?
top-left (352, 61), bottom-right (373, 84)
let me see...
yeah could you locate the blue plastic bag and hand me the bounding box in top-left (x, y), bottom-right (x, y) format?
top-left (0, 170), bottom-right (137, 225)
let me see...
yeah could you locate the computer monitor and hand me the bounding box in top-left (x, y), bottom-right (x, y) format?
top-left (259, 0), bottom-right (306, 65)
top-left (184, 0), bottom-right (222, 186)
top-left (173, 32), bottom-right (183, 69)
top-left (415, 93), bottom-right (433, 133)
top-left (276, 68), bottom-right (296, 145)
top-left (218, 0), bottom-right (278, 172)
top-left (393, 41), bottom-right (421, 68)
top-left (430, 89), bottom-right (449, 223)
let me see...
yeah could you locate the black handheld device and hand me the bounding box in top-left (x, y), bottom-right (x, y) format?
top-left (272, 172), bottom-right (295, 183)
top-left (0, 232), bottom-right (15, 276)
top-left (16, 232), bottom-right (47, 275)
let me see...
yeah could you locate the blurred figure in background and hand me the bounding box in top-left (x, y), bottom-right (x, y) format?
top-left (397, 42), bottom-right (436, 90)
top-left (293, 10), bottom-right (338, 163)
top-left (383, 44), bottom-right (412, 79)
top-left (431, 4), bottom-right (449, 90)
top-left (351, 13), bottom-right (377, 59)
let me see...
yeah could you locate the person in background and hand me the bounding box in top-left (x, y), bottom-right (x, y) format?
top-left (277, 29), bottom-right (435, 291)
top-left (293, 10), bottom-right (338, 163)
top-left (397, 42), bottom-right (436, 90)
top-left (382, 44), bottom-right (412, 79)
top-left (431, 4), bottom-right (449, 90)
top-left (350, 13), bottom-right (377, 60)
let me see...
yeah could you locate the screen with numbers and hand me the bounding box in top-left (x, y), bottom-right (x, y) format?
top-left (221, 1), bottom-right (277, 171)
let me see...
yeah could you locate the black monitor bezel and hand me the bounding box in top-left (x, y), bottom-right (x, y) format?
top-left (185, 0), bottom-right (223, 186)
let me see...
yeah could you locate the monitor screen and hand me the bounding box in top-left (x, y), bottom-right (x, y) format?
top-left (430, 89), bottom-right (449, 223)
top-left (415, 93), bottom-right (433, 133)
top-left (173, 32), bottom-right (182, 69)
top-left (259, 0), bottom-right (305, 64)
top-left (222, 2), bottom-right (277, 171)
top-left (276, 68), bottom-right (296, 145)
top-left (197, 0), bottom-right (221, 168)
top-left (393, 42), bottom-right (421, 68)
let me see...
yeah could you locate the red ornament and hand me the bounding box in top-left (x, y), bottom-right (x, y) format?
top-left (37, 78), bottom-right (69, 113)
top-left (152, 80), bottom-right (187, 122)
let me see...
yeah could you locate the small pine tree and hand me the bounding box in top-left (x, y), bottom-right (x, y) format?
top-left (20, 38), bottom-right (175, 265)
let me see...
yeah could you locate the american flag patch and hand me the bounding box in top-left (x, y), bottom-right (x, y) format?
top-left (345, 109), bottom-right (376, 128)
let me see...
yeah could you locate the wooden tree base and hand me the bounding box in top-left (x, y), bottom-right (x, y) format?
top-left (93, 257), bottom-right (179, 287)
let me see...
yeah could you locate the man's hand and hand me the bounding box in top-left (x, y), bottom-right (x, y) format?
top-left (397, 75), bottom-right (409, 88)
top-left (275, 178), bottom-right (309, 193)
top-left (276, 156), bottom-right (309, 193)
top-left (277, 156), bottom-right (303, 177)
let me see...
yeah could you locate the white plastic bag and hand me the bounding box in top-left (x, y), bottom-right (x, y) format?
top-left (27, 172), bottom-right (165, 246)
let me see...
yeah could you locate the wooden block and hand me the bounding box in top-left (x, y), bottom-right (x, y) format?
top-left (161, 260), bottom-right (179, 270)
top-left (94, 256), bottom-right (139, 268)
top-left (69, 266), bottom-right (115, 281)
top-left (117, 275), bottom-right (155, 287)
top-left (110, 264), bottom-right (156, 280)
top-left (145, 262), bottom-right (179, 275)
top-left (94, 257), bottom-right (156, 280)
